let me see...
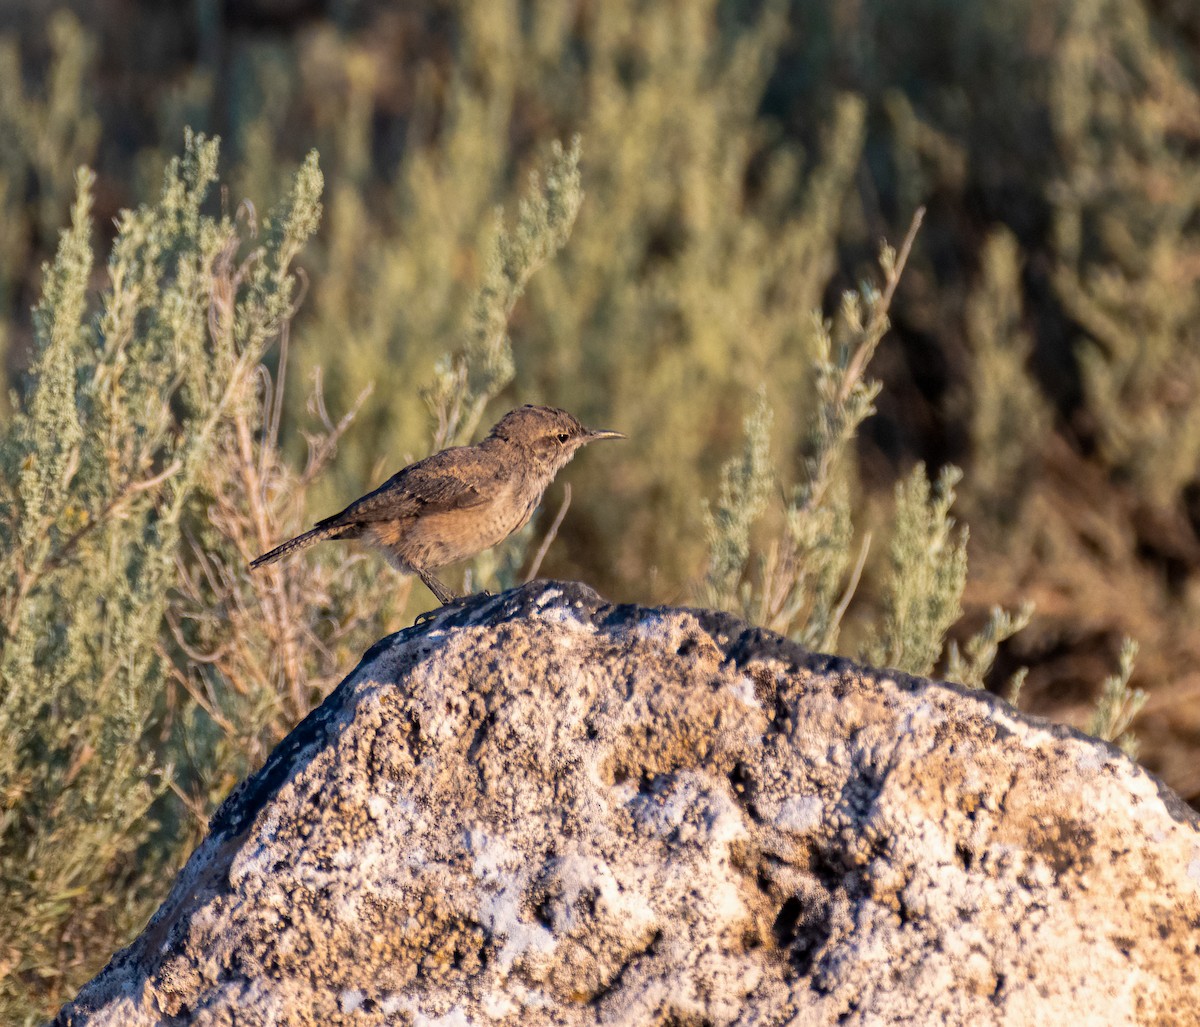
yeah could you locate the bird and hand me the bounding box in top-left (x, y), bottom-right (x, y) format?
top-left (250, 405), bottom-right (624, 604)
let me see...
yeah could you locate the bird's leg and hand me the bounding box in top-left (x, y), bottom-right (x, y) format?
top-left (412, 569), bottom-right (472, 626)
top-left (418, 569), bottom-right (459, 606)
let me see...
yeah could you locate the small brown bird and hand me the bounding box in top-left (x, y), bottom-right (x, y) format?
top-left (250, 405), bottom-right (624, 604)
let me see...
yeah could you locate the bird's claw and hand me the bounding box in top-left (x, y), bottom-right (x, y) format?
top-left (412, 606), bottom-right (443, 626)
top-left (412, 591), bottom-right (490, 626)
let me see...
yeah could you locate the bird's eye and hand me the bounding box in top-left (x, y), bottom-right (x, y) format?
top-left (557, 432), bottom-right (571, 443)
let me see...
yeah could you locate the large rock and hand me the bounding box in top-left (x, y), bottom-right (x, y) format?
top-left (57, 582), bottom-right (1200, 1026)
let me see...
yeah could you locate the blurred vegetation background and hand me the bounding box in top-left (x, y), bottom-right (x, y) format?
top-left (1, 0), bottom-right (1198, 1018)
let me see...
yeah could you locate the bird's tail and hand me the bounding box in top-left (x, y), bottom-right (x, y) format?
top-left (250, 524), bottom-right (346, 570)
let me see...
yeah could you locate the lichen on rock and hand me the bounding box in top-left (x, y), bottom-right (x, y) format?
top-left (56, 582), bottom-right (1200, 1026)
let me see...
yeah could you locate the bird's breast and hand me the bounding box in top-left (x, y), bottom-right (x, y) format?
top-left (397, 478), bottom-right (547, 570)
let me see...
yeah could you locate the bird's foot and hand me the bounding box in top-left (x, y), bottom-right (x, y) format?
top-left (411, 589), bottom-right (495, 626)
top-left (412, 593), bottom-right (469, 625)
top-left (412, 606), bottom-right (443, 626)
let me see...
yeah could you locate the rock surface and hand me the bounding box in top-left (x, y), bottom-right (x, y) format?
top-left (57, 581), bottom-right (1200, 1026)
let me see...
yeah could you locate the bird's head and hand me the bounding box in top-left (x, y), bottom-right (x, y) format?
top-left (487, 405), bottom-right (625, 475)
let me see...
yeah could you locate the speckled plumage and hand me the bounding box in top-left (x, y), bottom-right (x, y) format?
top-left (250, 405), bottom-right (624, 603)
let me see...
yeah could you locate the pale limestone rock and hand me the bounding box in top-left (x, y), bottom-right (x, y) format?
top-left (56, 582), bottom-right (1200, 1026)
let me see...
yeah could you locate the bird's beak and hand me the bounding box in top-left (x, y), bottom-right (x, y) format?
top-left (585, 428), bottom-right (626, 442)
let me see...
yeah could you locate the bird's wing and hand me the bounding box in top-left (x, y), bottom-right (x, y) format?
top-left (317, 446), bottom-right (500, 527)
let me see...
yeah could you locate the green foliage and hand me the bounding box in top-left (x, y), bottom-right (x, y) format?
top-left (0, 133), bottom-right (323, 1019)
top-left (865, 464), bottom-right (969, 676)
top-left (1004, 667), bottom-right (1029, 707)
top-left (699, 212), bottom-right (1033, 683)
top-left (751, 232), bottom-right (908, 652)
top-left (1050, 0), bottom-right (1200, 506)
top-left (965, 229), bottom-right (1052, 512)
top-left (945, 603), bottom-right (1034, 692)
top-left (0, 12), bottom-right (98, 240)
top-left (535, 82), bottom-right (867, 593)
top-left (424, 137), bottom-right (584, 450)
top-left (1088, 639), bottom-right (1146, 756)
top-left (701, 216), bottom-right (916, 655)
top-left (700, 391), bottom-right (774, 614)
top-left (0, 12), bottom-right (98, 410)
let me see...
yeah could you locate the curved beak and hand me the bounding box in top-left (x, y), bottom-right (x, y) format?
top-left (585, 427), bottom-right (626, 442)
